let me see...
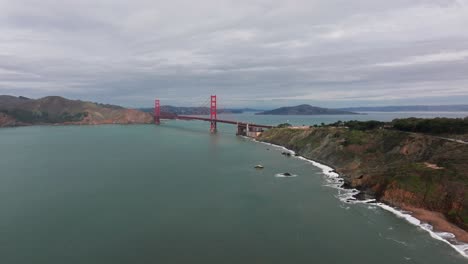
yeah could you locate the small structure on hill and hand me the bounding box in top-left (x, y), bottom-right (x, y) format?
top-left (236, 123), bottom-right (265, 138)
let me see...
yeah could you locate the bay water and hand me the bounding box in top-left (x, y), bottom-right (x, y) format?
top-left (1, 112), bottom-right (467, 263)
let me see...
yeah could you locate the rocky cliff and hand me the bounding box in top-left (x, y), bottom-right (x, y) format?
top-left (258, 127), bottom-right (468, 232)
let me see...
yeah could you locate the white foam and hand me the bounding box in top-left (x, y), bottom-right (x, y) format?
top-left (376, 203), bottom-right (468, 258)
top-left (251, 138), bottom-right (468, 258)
top-left (438, 232), bottom-right (456, 239)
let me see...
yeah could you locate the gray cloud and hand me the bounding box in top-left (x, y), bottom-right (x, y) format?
top-left (0, 0), bottom-right (468, 107)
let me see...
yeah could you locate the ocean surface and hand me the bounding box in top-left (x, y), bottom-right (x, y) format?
top-left (1, 112), bottom-right (467, 264)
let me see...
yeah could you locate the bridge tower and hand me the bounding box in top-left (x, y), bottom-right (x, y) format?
top-left (154, 99), bottom-right (160, 125)
top-left (210, 95), bottom-right (217, 133)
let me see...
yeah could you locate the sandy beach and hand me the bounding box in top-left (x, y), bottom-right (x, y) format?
top-left (403, 205), bottom-right (468, 243)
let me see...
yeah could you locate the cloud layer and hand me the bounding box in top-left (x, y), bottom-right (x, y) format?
top-left (1, 0), bottom-right (468, 107)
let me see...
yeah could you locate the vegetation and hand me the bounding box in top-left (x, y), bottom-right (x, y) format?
top-left (0, 109), bottom-right (87, 123)
top-left (327, 120), bottom-right (385, 131)
top-left (277, 123), bottom-right (292, 128)
top-left (392, 117), bottom-right (468, 134)
top-left (316, 117), bottom-right (468, 135)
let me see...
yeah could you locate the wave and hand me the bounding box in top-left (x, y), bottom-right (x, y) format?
top-left (251, 138), bottom-right (468, 258)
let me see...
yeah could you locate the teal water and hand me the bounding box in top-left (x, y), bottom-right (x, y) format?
top-left (1, 113), bottom-right (467, 263)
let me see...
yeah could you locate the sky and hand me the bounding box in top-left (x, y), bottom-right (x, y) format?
top-left (1, 0), bottom-right (468, 108)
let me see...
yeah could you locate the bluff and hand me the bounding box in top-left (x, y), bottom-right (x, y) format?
top-left (258, 127), bottom-right (468, 232)
top-left (0, 95), bottom-right (153, 127)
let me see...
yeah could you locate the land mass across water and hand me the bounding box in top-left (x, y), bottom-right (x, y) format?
top-left (256, 104), bottom-right (359, 115)
top-left (0, 95), bottom-right (152, 127)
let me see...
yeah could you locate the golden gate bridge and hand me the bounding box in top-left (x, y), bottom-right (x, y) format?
top-left (153, 95), bottom-right (274, 137)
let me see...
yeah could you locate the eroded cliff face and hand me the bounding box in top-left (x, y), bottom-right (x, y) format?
top-left (258, 127), bottom-right (468, 230)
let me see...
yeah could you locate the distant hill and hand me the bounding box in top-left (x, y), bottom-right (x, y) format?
top-left (339, 105), bottom-right (468, 112)
top-left (0, 95), bottom-right (152, 127)
top-left (256, 104), bottom-right (358, 115)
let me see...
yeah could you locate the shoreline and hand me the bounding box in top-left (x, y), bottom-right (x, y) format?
top-left (402, 206), bottom-right (468, 243)
top-left (251, 137), bottom-right (468, 258)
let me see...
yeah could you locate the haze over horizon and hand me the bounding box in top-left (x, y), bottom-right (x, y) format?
top-left (1, 0), bottom-right (468, 108)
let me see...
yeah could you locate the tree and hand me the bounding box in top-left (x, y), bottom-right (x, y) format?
top-left (277, 123), bottom-right (292, 128)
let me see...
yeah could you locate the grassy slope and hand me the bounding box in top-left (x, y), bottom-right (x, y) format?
top-left (258, 127), bottom-right (468, 229)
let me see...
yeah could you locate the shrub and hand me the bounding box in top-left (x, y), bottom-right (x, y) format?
top-left (392, 117), bottom-right (468, 134)
top-left (277, 123), bottom-right (292, 128)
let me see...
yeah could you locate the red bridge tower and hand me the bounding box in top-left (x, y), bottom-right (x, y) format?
top-left (210, 95), bottom-right (217, 133)
top-left (154, 99), bottom-right (160, 125)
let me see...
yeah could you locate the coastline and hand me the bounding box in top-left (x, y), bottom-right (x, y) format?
top-left (251, 137), bottom-right (468, 258)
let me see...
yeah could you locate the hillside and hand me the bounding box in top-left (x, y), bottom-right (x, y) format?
top-left (0, 95), bottom-right (152, 127)
top-left (256, 104), bottom-right (358, 115)
top-left (258, 127), bottom-right (468, 240)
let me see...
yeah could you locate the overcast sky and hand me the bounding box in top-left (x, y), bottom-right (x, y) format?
top-left (1, 0), bottom-right (468, 108)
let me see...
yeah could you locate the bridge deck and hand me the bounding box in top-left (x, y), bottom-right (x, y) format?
top-left (175, 115), bottom-right (274, 129)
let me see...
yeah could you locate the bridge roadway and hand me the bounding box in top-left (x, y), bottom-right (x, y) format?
top-left (175, 115), bottom-right (274, 129)
top-left (160, 113), bottom-right (275, 129)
